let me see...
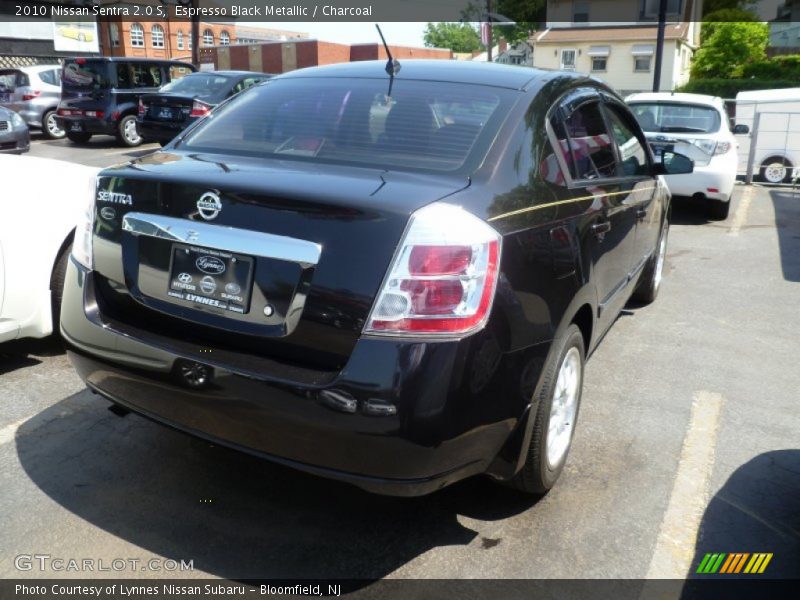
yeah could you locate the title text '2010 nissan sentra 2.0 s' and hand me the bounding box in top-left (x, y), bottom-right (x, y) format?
top-left (61, 60), bottom-right (693, 496)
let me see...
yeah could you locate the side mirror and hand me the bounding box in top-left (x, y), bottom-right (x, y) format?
top-left (733, 124), bottom-right (750, 135)
top-left (657, 151), bottom-right (694, 175)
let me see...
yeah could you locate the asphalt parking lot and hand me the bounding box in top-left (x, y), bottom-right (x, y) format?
top-left (1, 136), bottom-right (798, 581)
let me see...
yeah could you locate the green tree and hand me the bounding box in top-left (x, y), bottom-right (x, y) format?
top-left (423, 22), bottom-right (482, 53)
top-left (702, 0), bottom-right (756, 16)
top-left (691, 21), bottom-right (768, 78)
top-left (460, 0), bottom-right (546, 46)
top-left (700, 8), bottom-right (759, 43)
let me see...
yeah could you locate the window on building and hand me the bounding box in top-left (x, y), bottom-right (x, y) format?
top-left (203, 29), bottom-right (214, 46)
top-left (152, 25), bottom-right (165, 49)
top-left (573, 0), bottom-right (590, 22)
top-left (188, 34), bottom-right (193, 50)
top-left (560, 49), bottom-right (577, 70)
top-left (130, 23), bottom-right (144, 48)
top-left (220, 30), bottom-right (230, 45)
top-left (634, 55), bottom-right (652, 72)
top-left (588, 45), bottom-right (609, 71)
top-left (109, 23), bottom-right (120, 47)
top-left (177, 31), bottom-right (184, 50)
top-left (641, 0), bottom-right (682, 18)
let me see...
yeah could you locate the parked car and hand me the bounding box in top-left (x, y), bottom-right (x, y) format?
top-left (0, 156), bottom-right (99, 343)
top-left (61, 61), bottom-right (692, 496)
top-left (733, 87), bottom-right (800, 184)
top-left (138, 71), bottom-right (272, 145)
top-left (56, 57), bottom-right (196, 147)
top-left (626, 92), bottom-right (736, 220)
top-left (0, 105), bottom-right (30, 154)
top-left (0, 65), bottom-right (65, 139)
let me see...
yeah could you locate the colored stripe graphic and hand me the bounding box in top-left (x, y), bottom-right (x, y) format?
top-left (697, 552), bottom-right (773, 574)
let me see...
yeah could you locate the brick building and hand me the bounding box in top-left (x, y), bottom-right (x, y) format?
top-left (98, 20), bottom-right (235, 62)
top-left (202, 40), bottom-right (453, 74)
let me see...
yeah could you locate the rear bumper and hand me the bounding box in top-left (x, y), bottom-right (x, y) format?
top-left (137, 120), bottom-right (186, 143)
top-left (56, 115), bottom-right (116, 136)
top-left (663, 154), bottom-right (737, 201)
top-left (61, 258), bottom-right (538, 496)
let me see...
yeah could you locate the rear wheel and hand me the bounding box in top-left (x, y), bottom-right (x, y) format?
top-left (42, 110), bottom-right (65, 139)
top-left (66, 131), bottom-right (92, 144)
top-left (50, 243), bottom-right (71, 336)
top-left (759, 157), bottom-right (793, 184)
top-left (632, 219), bottom-right (669, 304)
top-left (509, 324), bottom-right (585, 495)
top-left (707, 197), bottom-right (731, 221)
top-left (117, 115), bottom-right (142, 147)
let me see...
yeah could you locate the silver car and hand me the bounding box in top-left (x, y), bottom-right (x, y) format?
top-left (0, 65), bottom-right (64, 139)
top-left (0, 106), bottom-right (30, 154)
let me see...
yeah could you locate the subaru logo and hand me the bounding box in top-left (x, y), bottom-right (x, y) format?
top-left (195, 256), bottom-right (226, 275)
top-left (200, 276), bottom-right (217, 295)
top-left (225, 282), bottom-right (241, 295)
top-left (197, 191), bottom-right (222, 220)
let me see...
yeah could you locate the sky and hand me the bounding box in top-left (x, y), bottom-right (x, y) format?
top-left (255, 22), bottom-right (429, 47)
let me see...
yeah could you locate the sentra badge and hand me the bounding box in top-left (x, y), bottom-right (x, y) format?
top-left (197, 191), bottom-right (222, 220)
top-left (97, 190), bottom-right (133, 205)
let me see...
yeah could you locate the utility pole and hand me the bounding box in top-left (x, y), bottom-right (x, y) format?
top-left (652, 0), bottom-right (667, 92)
top-left (487, 0), bottom-right (493, 62)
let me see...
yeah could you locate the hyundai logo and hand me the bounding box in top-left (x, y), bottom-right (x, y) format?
top-left (177, 272), bottom-right (193, 284)
top-left (197, 191), bottom-right (222, 220)
top-left (195, 256), bottom-right (226, 275)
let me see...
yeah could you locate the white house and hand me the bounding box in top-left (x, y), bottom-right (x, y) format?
top-left (530, 0), bottom-right (702, 96)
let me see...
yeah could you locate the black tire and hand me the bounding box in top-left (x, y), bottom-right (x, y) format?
top-left (632, 219), bottom-right (669, 304)
top-left (758, 157), bottom-right (793, 184)
top-left (66, 131), bottom-right (92, 144)
top-left (509, 324), bottom-right (585, 495)
top-left (50, 243), bottom-right (71, 337)
top-left (707, 197), bottom-right (731, 221)
top-left (41, 109), bottom-right (65, 139)
top-left (117, 114), bottom-right (142, 147)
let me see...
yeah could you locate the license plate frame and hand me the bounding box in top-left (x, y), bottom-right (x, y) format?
top-left (69, 122), bottom-right (83, 132)
top-left (167, 244), bottom-right (254, 315)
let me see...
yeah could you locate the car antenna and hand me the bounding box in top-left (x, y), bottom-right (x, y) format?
top-left (375, 24), bottom-right (401, 99)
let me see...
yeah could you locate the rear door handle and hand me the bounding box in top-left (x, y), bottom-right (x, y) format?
top-left (591, 221), bottom-right (611, 235)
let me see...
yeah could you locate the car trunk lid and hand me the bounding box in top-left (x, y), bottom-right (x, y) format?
top-left (92, 151), bottom-right (469, 371)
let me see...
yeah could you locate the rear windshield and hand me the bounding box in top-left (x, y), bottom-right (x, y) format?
top-left (62, 60), bottom-right (109, 89)
top-left (178, 77), bottom-right (510, 172)
top-left (629, 102), bottom-right (721, 134)
top-left (160, 73), bottom-right (231, 97)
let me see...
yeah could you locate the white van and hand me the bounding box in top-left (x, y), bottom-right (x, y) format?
top-left (734, 88), bottom-right (800, 184)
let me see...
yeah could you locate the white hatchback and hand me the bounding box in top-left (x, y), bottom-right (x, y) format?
top-left (626, 92), bottom-right (737, 220)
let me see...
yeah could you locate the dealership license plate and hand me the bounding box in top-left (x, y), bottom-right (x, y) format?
top-left (158, 107), bottom-right (173, 120)
top-left (167, 244), bottom-right (254, 314)
top-left (70, 122), bottom-right (82, 132)
top-left (0, 93), bottom-right (9, 102)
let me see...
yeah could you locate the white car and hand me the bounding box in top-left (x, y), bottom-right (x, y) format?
top-left (0, 155), bottom-right (98, 343)
top-left (626, 92), bottom-right (737, 220)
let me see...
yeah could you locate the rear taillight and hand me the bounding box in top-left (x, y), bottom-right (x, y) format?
top-left (138, 100), bottom-right (146, 117)
top-left (72, 176), bottom-right (97, 270)
top-left (22, 90), bottom-right (41, 101)
top-left (58, 108), bottom-right (81, 116)
top-left (714, 141), bottom-right (731, 155)
top-left (84, 110), bottom-right (103, 118)
top-left (190, 100), bottom-right (211, 118)
top-left (365, 203), bottom-right (501, 336)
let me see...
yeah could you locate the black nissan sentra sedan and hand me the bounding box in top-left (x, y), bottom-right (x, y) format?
top-left (61, 60), bottom-right (692, 496)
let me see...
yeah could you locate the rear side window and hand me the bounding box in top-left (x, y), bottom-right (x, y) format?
top-left (39, 69), bottom-right (60, 86)
top-left (555, 101), bottom-right (618, 180)
top-left (180, 78), bottom-right (510, 172)
top-left (128, 63), bottom-right (164, 88)
top-left (63, 60), bottom-right (109, 89)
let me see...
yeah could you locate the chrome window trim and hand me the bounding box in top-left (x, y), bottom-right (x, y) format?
top-left (122, 212), bottom-right (321, 268)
